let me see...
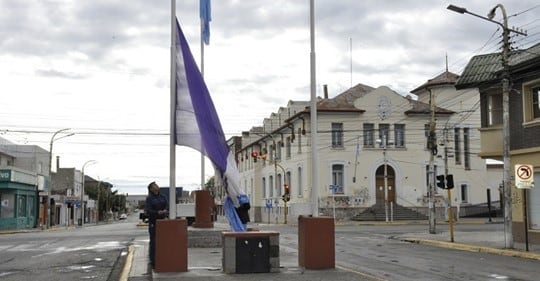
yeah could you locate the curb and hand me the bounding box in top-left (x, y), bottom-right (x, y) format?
top-left (119, 245), bottom-right (135, 281)
top-left (401, 237), bottom-right (540, 261)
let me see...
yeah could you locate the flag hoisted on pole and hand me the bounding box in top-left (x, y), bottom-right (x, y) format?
top-left (173, 16), bottom-right (248, 231)
top-left (200, 0), bottom-right (211, 45)
top-left (198, 0), bottom-right (210, 205)
top-left (169, 0), bottom-right (177, 219)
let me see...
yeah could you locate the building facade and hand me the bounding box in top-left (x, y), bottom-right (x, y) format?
top-left (456, 43), bottom-right (540, 246)
top-left (234, 77), bottom-right (501, 223)
top-left (0, 139), bottom-right (48, 230)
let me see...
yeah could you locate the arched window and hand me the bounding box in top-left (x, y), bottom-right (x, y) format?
top-left (331, 164), bottom-right (344, 194)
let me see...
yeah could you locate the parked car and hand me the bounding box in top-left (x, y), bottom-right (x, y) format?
top-left (139, 211), bottom-right (149, 223)
top-left (119, 213), bottom-right (127, 220)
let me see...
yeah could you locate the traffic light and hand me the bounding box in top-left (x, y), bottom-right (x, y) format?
top-left (283, 184), bottom-right (290, 202)
top-left (251, 151), bottom-right (258, 162)
top-left (436, 175), bottom-right (445, 189)
top-left (446, 175), bottom-right (454, 189)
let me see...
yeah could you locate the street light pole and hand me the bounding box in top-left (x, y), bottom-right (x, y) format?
top-left (47, 128), bottom-right (74, 228)
top-left (382, 135), bottom-right (389, 223)
top-left (447, 4), bottom-right (527, 249)
top-left (81, 160), bottom-right (97, 227)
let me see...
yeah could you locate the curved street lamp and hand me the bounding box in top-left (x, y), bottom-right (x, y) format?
top-left (46, 128), bottom-right (75, 228)
top-left (447, 4), bottom-right (527, 249)
top-left (81, 160), bottom-right (97, 227)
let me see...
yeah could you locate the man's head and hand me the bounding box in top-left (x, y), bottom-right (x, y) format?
top-left (148, 181), bottom-right (159, 195)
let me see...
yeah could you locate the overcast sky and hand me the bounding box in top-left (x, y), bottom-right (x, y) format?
top-left (1, 0), bottom-right (538, 195)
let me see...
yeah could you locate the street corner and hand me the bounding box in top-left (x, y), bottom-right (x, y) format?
top-left (399, 237), bottom-right (540, 261)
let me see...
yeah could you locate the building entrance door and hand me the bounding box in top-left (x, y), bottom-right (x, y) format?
top-left (375, 164), bottom-right (395, 204)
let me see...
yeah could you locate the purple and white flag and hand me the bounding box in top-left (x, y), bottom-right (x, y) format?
top-left (173, 19), bottom-right (246, 231)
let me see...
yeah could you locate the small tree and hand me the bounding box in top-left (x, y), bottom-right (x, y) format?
top-left (205, 176), bottom-right (215, 197)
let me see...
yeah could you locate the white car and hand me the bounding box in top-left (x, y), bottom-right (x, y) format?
top-left (119, 213), bottom-right (127, 220)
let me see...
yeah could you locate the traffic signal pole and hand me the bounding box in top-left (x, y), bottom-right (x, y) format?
top-left (428, 89), bottom-right (437, 234)
top-left (444, 128), bottom-right (454, 242)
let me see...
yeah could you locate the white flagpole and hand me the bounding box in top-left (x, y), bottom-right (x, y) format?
top-left (169, 0), bottom-right (177, 219)
top-left (309, 0), bottom-right (319, 217)
top-left (200, 1), bottom-right (206, 191)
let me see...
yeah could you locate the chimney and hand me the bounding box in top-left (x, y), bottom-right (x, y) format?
top-left (56, 156), bottom-right (60, 171)
top-left (323, 84), bottom-right (328, 99)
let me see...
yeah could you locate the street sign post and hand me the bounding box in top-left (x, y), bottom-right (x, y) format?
top-left (515, 164), bottom-right (534, 189)
top-left (515, 164), bottom-right (534, 252)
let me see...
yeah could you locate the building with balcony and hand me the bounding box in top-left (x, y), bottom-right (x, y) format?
top-left (456, 43), bottom-right (540, 246)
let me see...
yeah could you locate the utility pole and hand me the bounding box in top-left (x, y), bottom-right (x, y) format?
top-left (498, 6), bottom-right (513, 249)
top-left (447, 2), bottom-right (527, 250)
top-left (444, 128), bottom-right (455, 242)
top-left (428, 89), bottom-right (437, 234)
top-left (383, 135), bottom-right (389, 222)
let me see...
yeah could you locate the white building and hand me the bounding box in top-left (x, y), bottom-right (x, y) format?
top-left (234, 73), bottom-right (502, 223)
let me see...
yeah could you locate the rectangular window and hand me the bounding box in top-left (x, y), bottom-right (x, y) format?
top-left (276, 142), bottom-right (282, 161)
top-left (18, 195), bottom-right (26, 216)
top-left (285, 136), bottom-right (291, 158)
top-left (454, 128), bottom-right (461, 165)
top-left (1, 193), bottom-right (15, 218)
top-left (464, 127), bottom-right (470, 170)
top-left (262, 177), bottom-right (267, 198)
top-left (523, 81), bottom-right (540, 123)
top-left (28, 196), bottom-right (34, 218)
top-left (332, 164), bottom-right (344, 194)
top-left (277, 174), bottom-right (282, 196)
top-left (394, 124), bottom-right (405, 148)
top-left (331, 123), bottom-right (344, 147)
top-left (269, 175), bottom-right (274, 198)
top-left (297, 128), bottom-right (302, 153)
top-left (297, 167), bottom-right (303, 196)
top-left (379, 124), bottom-right (390, 148)
top-left (486, 93), bottom-right (503, 126)
top-left (269, 145), bottom-right (274, 162)
top-left (534, 87), bottom-right (540, 119)
top-left (363, 123), bottom-right (375, 147)
top-left (461, 184), bottom-right (469, 203)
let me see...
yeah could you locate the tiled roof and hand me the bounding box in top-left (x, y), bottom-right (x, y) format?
top-left (317, 83), bottom-right (375, 111)
top-left (410, 71), bottom-right (460, 93)
top-left (455, 43), bottom-right (540, 90)
top-left (404, 98), bottom-right (454, 115)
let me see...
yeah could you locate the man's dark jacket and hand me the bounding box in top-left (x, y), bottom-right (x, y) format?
top-left (145, 192), bottom-right (168, 225)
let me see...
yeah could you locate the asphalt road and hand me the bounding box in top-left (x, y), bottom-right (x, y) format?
top-left (2, 218), bottom-right (538, 281)
top-left (0, 216), bottom-right (145, 281)
top-left (268, 223), bottom-right (538, 281)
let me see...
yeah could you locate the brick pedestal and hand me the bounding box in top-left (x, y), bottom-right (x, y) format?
top-left (298, 215), bottom-right (335, 269)
top-left (155, 219), bottom-right (188, 272)
top-left (193, 190), bottom-right (213, 228)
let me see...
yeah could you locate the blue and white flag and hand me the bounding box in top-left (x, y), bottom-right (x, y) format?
top-left (200, 0), bottom-right (211, 45)
top-left (174, 18), bottom-right (246, 231)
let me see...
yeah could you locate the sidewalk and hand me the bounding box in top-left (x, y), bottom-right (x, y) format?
top-left (125, 219), bottom-right (540, 281)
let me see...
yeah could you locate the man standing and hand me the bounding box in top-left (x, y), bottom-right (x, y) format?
top-left (145, 181), bottom-right (168, 268)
